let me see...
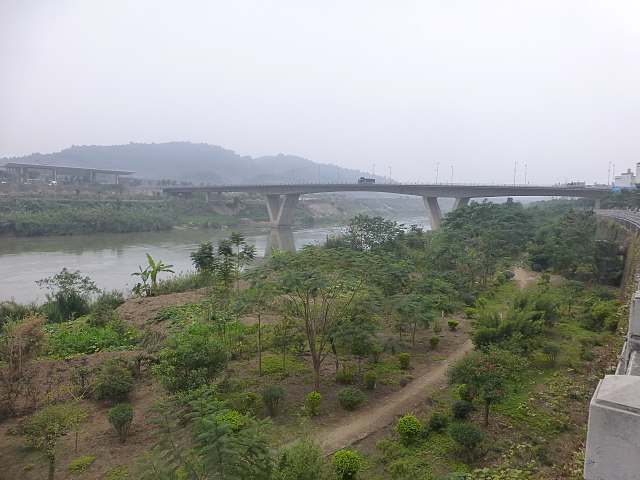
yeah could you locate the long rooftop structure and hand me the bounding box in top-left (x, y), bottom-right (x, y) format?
top-left (3, 162), bottom-right (135, 184)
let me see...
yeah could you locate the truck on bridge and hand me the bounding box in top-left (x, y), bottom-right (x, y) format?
top-left (357, 177), bottom-right (375, 184)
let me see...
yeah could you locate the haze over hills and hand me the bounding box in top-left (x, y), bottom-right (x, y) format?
top-left (1, 142), bottom-right (385, 185)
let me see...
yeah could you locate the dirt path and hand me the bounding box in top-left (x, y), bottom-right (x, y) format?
top-left (314, 339), bottom-right (474, 454)
top-left (312, 267), bottom-right (540, 454)
top-left (512, 266), bottom-right (540, 289)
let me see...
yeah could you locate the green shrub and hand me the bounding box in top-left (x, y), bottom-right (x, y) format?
top-left (154, 322), bottom-right (228, 392)
top-left (331, 449), bottom-right (361, 480)
top-left (107, 403), bottom-right (134, 442)
top-left (68, 454), bottom-right (96, 473)
top-left (363, 371), bottom-right (377, 390)
top-left (542, 343), bottom-right (561, 366)
top-left (457, 383), bottom-right (474, 402)
top-left (105, 465), bottom-right (130, 480)
top-left (262, 385), bottom-right (285, 416)
top-left (449, 423), bottom-right (485, 461)
top-left (335, 365), bottom-right (355, 385)
top-left (433, 320), bottom-right (442, 334)
top-left (306, 391), bottom-right (322, 416)
top-left (275, 438), bottom-right (326, 480)
top-left (395, 414), bottom-right (423, 444)
top-left (448, 320), bottom-right (459, 331)
top-left (465, 307), bottom-right (476, 319)
top-left (217, 410), bottom-right (246, 430)
top-left (46, 318), bottom-right (138, 358)
top-left (338, 387), bottom-right (366, 411)
top-left (94, 359), bottom-right (134, 401)
top-left (427, 412), bottom-right (449, 432)
top-left (398, 352), bottom-right (411, 370)
top-left (452, 400), bottom-right (473, 419)
top-left (429, 336), bottom-right (440, 349)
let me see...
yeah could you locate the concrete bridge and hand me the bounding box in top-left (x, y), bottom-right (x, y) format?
top-left (164, 182), bottom-right (610, 228)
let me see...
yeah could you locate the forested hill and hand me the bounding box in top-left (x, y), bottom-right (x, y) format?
top-left (1, 142), bottom-right (378, 185)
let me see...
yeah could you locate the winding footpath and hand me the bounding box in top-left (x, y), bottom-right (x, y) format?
top-left (312, 267), bottom-right (537, 454)
top-left (316, 338), bottom-right (474, 454)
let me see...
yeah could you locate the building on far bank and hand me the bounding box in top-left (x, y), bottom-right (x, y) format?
top-left (613, 164), bottom-right (640, 189)
top-left (2, 162), bottom-right (134, 185)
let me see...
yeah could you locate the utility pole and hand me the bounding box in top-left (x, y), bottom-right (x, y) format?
top-left (450, 165), bottom-right (454, 184)
top-left (513, 161), bottom-right (518, 186)
top-left (524, 164), bottom-right (528, 185)
top-left (388, 166), bottom-right (392, 183)
top-left (608, 161), bottom-right (612, 185)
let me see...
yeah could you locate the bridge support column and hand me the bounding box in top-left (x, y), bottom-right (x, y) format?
top-left (453, 197), bottom-right (471, 210)
top-left (266, 194), bottom-right (300, 227)
top-left (422, 197), bottom-right (443, 230)
top-left (594, 198), bottom-right (601, 210)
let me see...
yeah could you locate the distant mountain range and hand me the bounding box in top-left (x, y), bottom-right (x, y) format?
top-left (2, 142), bottom-right (384, 185)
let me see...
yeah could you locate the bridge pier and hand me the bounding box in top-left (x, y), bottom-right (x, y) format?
top-left (453, 197), bottom-right (470, 210)
top-left (423, 197), bottom-right (443, 229)
top-left (423, 196), bottom-right (471, 229)
top-left (266, 194), bottom-right (300, 227)
top-left (594, 197), bottom-right (601, 210)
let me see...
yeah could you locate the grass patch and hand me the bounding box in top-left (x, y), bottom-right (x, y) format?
top-left (68, 455), bottom-right (96, 473)
top-left (260, 353), bottom-right (310, 379)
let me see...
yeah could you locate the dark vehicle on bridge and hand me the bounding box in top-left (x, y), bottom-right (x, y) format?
top-left (357, 177), bottom-right (375, 184)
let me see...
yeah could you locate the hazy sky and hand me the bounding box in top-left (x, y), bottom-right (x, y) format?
top-left (1, 1), bottom-right (639, 184)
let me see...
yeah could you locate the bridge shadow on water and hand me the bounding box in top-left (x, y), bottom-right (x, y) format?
top-left (264, 227), bottom-right (296, 257)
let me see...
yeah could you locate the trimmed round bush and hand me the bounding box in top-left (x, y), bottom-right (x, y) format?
top-left (363, 371), bottom-right (377, 390)
top-left (429, 336), bottom-right (440, 349)
top-left (428, 412), bottom-right (449, 432)
top-left (107, 403), bottom-right (134, 443)
top-left (305, 391), bottom-right (322, 416)
top-left (331, 449), bottom-right (361, 480)
top-left (398, 353), bottom-right (411, 370)
top-left (396, 414), bottom-right (423, 444)
top-left (449, 423), bottom-right (485, 460)
top-left (262, 385), bottom-right (285, 416)
top-left (94, 360), bottom-right (134, 401)
top-left (452, 400), bottom-right (473, 419)
top-left (338, 387), bottom-right (366, 411)
top-left (448, 320), bottom-right (459, 331)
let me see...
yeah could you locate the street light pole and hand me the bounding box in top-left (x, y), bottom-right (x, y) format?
top-left (450, 165), bottom-right (454, 184)
top-left (388, 166), bottom-right (392, 183)
top-left (524, 164), bottom-right (528, 185)
top-left (513, 161), bottom-right (518, 186)
top-left (436, 162), bottom-right (440, 184)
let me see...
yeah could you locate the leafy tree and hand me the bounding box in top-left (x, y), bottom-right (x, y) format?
top-left (344, 214), bottom-right (404, 252)
top-left (448, 348), bottom-right (524, 426)
top-left (255, 247), bottom-right (369, 390)
top-left (449, 423), bottom-right (485, 462)
top-left (23, 403), bottom-right (86, 480)
top-left (37, 268), bottom-right (100, 322)
top-left (229, 232), bottom-right (257, 292)
top-left (235, 282), bottom-right (277, 375)
top-left (138, 389), bottom-right (272, 479)
top-left (396, 293), bottom-right (435, 347)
